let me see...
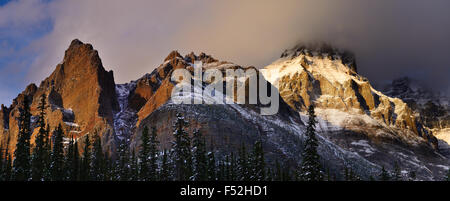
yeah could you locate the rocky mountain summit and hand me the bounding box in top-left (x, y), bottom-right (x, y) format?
top-left (0, 40), bottom-right (448, 180)
top-left (383, 77), bottom-right (450, 155)
top-left (263, 45), bottom-right (437, 148)
top-left (0, 39), bottom-right (119, 154)
top-left (262, 45), bottom-right (448, 179)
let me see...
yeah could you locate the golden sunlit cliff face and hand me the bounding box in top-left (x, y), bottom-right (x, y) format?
top-left (0, 39), bottom-right (119, 154)
top-left (262, 46), bottom-right (438, 148)
top-left (131, 50), bottom-right (227, 126)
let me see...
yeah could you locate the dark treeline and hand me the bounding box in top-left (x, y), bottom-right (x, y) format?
top-left (0, 95), bottom-right (447, 181)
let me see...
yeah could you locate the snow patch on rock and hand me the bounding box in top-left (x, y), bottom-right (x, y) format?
top-left (351, 140), bottom-right (376, 155)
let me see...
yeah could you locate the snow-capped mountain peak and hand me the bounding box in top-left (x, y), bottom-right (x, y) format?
top-left (260, 44), bottom-right (449, 179)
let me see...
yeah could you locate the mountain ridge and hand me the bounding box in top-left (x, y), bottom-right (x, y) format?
top-left (383, 77), bottom-right (450, 154)
top-left (262, 45), bottom-right (437, 148)
top-left (0, 39), bottom-right (119, 154)
top-left (0, 39), bottom-right (448, 180)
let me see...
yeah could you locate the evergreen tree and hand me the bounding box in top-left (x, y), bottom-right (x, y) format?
top-left (43, 124), bottom-right (51, 180)
top-left (326, 168), bottom-right (331, 181)
top-left (282, 166), bottom-right (292, 181)
top-left (192, 129), bottom-right (207, 181)
top-left (149, 126), bottom-right (159, 181)
top-left (0, 144), bottom-right (4, 181)
top-left (207, 151), bottom-right (216, 181)
top-left (237, 144), bottom-right (249, 181)
top-left (65, 135), bottom-right (76, 180)
top-left (445, 169), bottom-right (450, 181)
top-left (299, 105), bottom-right (323, 181)
top-left (64, 136), bottom-right (73, 180)
top-left (80, 135), bottom-right (92, 181)
top-left (266, 168), bottom-right (273, 181)
top-left (50, 124), bottom-right (65, 181)
top-left (171, 113), bottom-right (192, 181)
top-left (294, 169), bottom-right (301, 181)
top-left (344, 167), bottom-right (349, 181)
top-left (345, 166), bottom-right (361, 181)
top-left (69, 137), bottom-right (80, 181)
top-left (103, 152), bottom-right (114, 181)
top-left (0, 146), bottom-right (11, 181)
top-left (274, 159), bottom-right (282, 181)
top-left (138, 126), bottom-right (150, 181)
top-left (393, 162), bottom-right (402, 181)
top-left (159, 149), bottom-right (171, 181)
top-left (229, 152), bottom-right (237, 181)
top-left (224, 155), bottom-right (231, 181)
top-left (251, 141), bottom-right (265, 181)
top-left (91, 133), bottom-right (105, 181)
top-left (379, 166), bottom-right (390, 181)
top-left (2, 142), bottom-right (12, 181)
top-left (106, 154), bottom-right (113, 181)
top-left (206, 139), bottom-right (217, 181)
top-left (408, 171), bottom-right (416, 181)
top-left (217, 159), bottom-right (225, 181)
top-left (31, 93), bottom-right (50, 181)
top-left (73, 139), bottom-right (80, 180)
top-left (115, 139), bottom-right (130, 181)
top-left (129, 149), bottom-right (139, 181)
top-left (13, 97), bottom-right (32, 181)
top-left (247, 149), bottom-right (255, 180)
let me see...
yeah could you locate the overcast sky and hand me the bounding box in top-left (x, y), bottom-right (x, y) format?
top-left (1, 0), bottom-right (449, 106)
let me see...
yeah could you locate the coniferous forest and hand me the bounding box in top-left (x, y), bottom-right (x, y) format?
top-left (1, 95), bottom-right (449, 182)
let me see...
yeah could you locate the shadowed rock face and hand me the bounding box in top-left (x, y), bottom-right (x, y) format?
top-left (0, 39), bottom-right (119, 154)
top-left (383, 77), bottom-right (450, 129)
top-left (383, 77), bottom-right (450, 150)
top-left (0, 105), bottom-right (9, 131)
top-left (131, 104), bottom-right (385, 180)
